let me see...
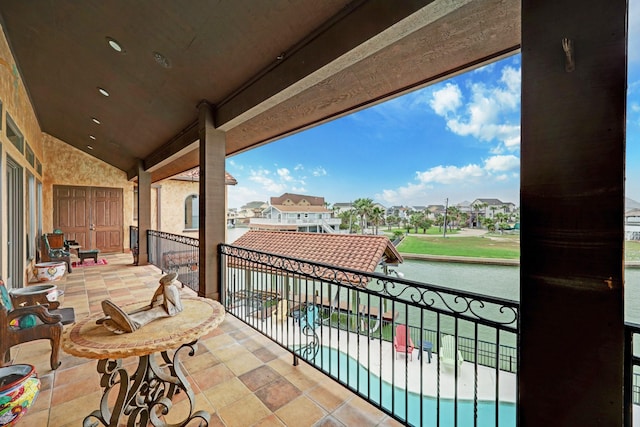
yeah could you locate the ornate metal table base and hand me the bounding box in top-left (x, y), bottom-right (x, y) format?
top-left (83, 341), bottom-right (209, 427)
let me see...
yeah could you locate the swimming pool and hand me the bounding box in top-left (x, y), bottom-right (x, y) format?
top-left (310, 346), bottom-right (516, 427)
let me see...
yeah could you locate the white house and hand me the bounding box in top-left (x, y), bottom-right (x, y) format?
top-left (249, 193), bottom-right (341, 233)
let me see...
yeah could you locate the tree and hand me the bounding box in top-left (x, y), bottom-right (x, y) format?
top-left (353, 198), bottom-right (374, 234)
top-left (409, 213), bottom-right (423, 233)
top-left (418, 215), bottom-right (433, 234)
top-left (472, 203), bottom-right (483, 228)
top-left (460, 212), bottom-right (469, 229)
top-left (369, 206), bottom-right (385, 235)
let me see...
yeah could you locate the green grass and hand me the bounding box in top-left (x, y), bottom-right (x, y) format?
top-left (625, 241), bottom-right (640, 262)
top-left (385, 227), bottom-right (459, 236)
top-left (395, 234), bottom-right (640, 261)
top-left (397, 235), bottom-right (521, 259)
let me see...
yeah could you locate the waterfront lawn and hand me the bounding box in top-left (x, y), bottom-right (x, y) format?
top-left (397, 235), bottom-right (520, 259)
top-left (626, 240), bottom-right (640, 262)
top-left (386, 227), bottom-right (459, 236)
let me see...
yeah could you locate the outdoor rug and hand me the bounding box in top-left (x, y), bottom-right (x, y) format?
top-left (72, 258), bottom-right (108, 268)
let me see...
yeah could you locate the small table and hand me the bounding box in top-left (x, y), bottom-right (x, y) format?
top-left (418, 340), bottom-right (433, 363)
top-left (62, 297), bottom-right (225, 426)
top-left (78, 249), bottom-right (100, 264)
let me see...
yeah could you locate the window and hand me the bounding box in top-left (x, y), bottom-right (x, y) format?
top-left (6, 113), bottom-right (24, 153)
top-left (26, 173), bottom-right (36, 259)
top-left (184, 194), bottom-right (199, 229)
top-left (133, 187), bottom-right (138, 221)
top-left (25, 142), bottom-right (34, 166)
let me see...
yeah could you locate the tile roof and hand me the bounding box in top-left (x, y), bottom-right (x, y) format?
top-left (170, 168), bottom-right (237, 185)
top-left (270, 205), bottom-right (330, 213)
top-left (231, 230), bottom-right (403, 286)
top-left (270, 193), bottom-right (325, 206)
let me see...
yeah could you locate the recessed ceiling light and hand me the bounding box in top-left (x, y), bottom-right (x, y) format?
top-left (92, 117), bottom-right (101, 124)
top-left (89, 135), bottom-right (96, 140)
top-left (87, 145), bottom-right (94, 150)
top-left (106, 37), bottom-right (124, 53)
top-left (152, 51), bottom-right (171, 68)
top-left (98, 87), bottom-right (109, 97)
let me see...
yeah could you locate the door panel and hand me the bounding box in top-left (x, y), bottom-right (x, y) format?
top-left (53, 185), bottom-right (122, 253)
top-left (92, 187), bottom-right (122, 253)
top-left (54, 186), bottom-right (90, 248)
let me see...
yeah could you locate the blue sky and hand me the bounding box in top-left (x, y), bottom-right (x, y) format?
top-left (227, 3), bottom-right (640, 210)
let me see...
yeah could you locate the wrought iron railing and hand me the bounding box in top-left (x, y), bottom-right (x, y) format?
top-left (147, 230), bottom-right (199, 293)
top-left (129, 226), bottom-right (139, 265)
top-left (625, 322), bottom-right (640, 425)
top-left (220, 243), bottom-right (519, 427)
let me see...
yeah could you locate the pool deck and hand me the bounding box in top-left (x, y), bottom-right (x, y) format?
top-left (246, 314), bottom-right (517, 404)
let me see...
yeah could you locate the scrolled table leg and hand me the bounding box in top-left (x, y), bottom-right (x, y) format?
top-left (83, 341), bottom-right (209, 427)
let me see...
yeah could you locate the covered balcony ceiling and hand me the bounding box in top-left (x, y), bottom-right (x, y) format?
top-left (0, 0), bottom-right (519, 183)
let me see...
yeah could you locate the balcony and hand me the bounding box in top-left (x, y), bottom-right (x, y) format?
top-left (12, 253), bottom-right (403, 426)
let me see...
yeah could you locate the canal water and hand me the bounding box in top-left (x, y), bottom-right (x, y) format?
top-left (396, 259), bottom-right (640, 324)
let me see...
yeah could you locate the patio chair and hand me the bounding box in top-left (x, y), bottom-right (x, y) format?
top-left (439, 335), bottom-right (464, 368)
top-left (41, 233), bottom-right (72, 273)
top-left (0, 279), bottom-right (75, 370)
top-left (393, 324), bottom-right (414, 360)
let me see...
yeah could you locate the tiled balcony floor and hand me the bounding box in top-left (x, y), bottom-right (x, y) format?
top-left (11, 253), bottom-right (402, 427)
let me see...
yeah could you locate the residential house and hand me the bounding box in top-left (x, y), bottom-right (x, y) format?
top-left (140, 169), bottom-right (237, 237)
top-left (236, 201), bottom-right (268, 225)
top-left (469, 198), bottom-right (517, 226)
top-left (0, 2), bottom-right (630, 425)
top-left (249, 193), bottom-right (340, 233)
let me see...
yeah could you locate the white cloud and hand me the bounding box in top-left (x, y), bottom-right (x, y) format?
top-left (227, 159), bottom-right (243, 170)
top-left (312, 167), bottom-right (327, 177)
top-left (277, 168), bottom-right (293, 181)
top-left (416, 164), bottom-right (485, 185)
top-left (294, 164), bottom-right (304, 171)
top-left (483, 154), bottom-right (520, 172)
top-left (429, 83), bottom-right (462, 116)
top-left (248, 169), bottom-right (287, 194)
top-left (377, 155), bottom-right (520, 206)
top-left (431, 66), bottom-right (521, 152)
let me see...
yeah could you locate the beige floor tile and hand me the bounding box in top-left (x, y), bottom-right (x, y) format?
top-left (225, 352), bottom-right (264, 376)
top-left (203, 377), bottom-right (252, 410)
top-left (218, 394), bottom-right (272, 427)
top-left (307, 382), bottom-right (353, 412)
top-left (275, 395), bottom-right (326, 427)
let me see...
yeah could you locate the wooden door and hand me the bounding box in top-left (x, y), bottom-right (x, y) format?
top-left (92, 187), bottom-right (123, 253)
top-left (53, 185), bottom-right (123, 253)
top-left (53, 186), bottom-right (90, 248)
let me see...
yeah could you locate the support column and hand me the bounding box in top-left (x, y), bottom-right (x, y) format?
top-left (198, 101), bottom-right (226, 301)
top-left (520, 0), bottom-right (626, 424)
top-left (137, 160), bottom-right (151, 265)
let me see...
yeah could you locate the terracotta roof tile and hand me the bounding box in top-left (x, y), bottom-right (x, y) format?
top-left (231, 231), bottom-right (403, 277)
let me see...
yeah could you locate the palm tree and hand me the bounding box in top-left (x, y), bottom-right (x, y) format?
top-left (353, 198), bottom-right (374, 234)
top-left (472, 203), bottom-right (483, 228)
top-left (460, 212), bottom-right (469, 229)
top-left (370, 206), bottom-right (385, 235)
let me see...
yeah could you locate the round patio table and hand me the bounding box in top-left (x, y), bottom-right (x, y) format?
top-left (62, 296), bottom-right (225, 427)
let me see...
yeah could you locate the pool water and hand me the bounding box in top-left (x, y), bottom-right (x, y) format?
top-left (310, 346), bottom-right (516, 427)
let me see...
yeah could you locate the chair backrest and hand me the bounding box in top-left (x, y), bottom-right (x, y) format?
top-left (0, 279), bottom-right (36, 329)
top-left (441, 334), bottom-right (462, 366)
top-left (46, 233), bottom-right (65, 249)
top-left (441, 335), bottom-right (455, 354)
top-left (395, 324), bottom-right (408, 345)
top-left (0, 279), bottom-right (13, 311)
